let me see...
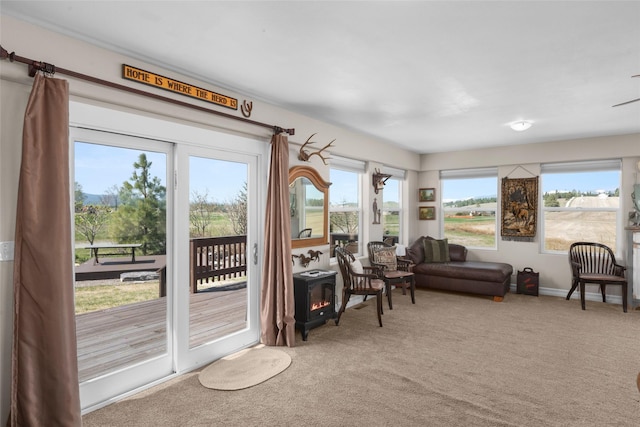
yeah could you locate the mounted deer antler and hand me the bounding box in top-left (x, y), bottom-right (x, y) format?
top-left (298, 133), bottom-right (335, 165)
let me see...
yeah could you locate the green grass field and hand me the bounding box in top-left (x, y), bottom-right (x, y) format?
top-left (444, 215), bottom-right (496, 247)
top-left (74, 282), bottom-right (159, 314)
top-left (444, 212), bottom-right (616, 252)
top-left (74, 208), bottom-right (235, 263)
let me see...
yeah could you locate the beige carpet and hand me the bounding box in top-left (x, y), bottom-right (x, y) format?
top-left (83, 289), bottom-right (640, 426)
top-left (198, 344), bottom-right (291, 390)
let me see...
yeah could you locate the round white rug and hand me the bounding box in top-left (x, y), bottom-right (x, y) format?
top-left (198, 345), bottom-right (292, 391)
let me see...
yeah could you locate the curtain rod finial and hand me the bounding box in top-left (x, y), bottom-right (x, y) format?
top-left (273, 126), bottom-right (295, 136)
top-left (0, 45), bottom-right (11, 60)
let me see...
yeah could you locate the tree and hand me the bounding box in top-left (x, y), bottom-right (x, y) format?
top-left (190, 190), bottom-right (214, 237)
top-left (112, 153), bottom-right (166, 254)
top-left (75, 204), bottom-right (111, 245)
top-left (330, 199), bottom-right (359, 234)
top-left (226, 182), bottom-right (247, 235)
top-left (100, 184), bottom-right (120, 210)
top-left (74, 181), bottom-right (86, 213)
top-left (544, 192), bottom-right (560, 207)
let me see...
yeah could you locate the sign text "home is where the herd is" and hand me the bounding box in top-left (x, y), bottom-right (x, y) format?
top-left (122, 65), bottom-right (237, 110)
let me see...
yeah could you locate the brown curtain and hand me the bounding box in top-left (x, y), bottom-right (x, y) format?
top-left (9, 74), bottom-right (82, 426)
top-left (260, 133), bottom-right (295, 346)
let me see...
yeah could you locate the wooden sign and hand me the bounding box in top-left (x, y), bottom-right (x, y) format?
top-left (122, 64), bottom-right (237, 110)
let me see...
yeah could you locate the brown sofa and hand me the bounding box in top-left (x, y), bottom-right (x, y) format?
top-left (405, 236), bottom-right (513, 302)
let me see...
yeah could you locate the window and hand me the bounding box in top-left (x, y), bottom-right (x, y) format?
top-left (381, 167), bottom-right (405, 244)
top-left (541, 160), bottom-right (621, 253)
top-left (330, 157), bottom-right (364, 255)
top-left (441, 168), bottom-right (498, 249)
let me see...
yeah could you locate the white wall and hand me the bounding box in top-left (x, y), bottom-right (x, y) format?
top-left (417, 134), bottom-right (640, 294)
top-left (0, 14), bottom-right (421, 421)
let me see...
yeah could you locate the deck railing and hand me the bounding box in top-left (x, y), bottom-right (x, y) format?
top-left (189, 233), bottom-right (399, 290)
top-left (190, 235), bottom-right (247, 293)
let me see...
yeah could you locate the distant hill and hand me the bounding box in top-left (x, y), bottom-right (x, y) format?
top-left (83, 193), bottom-right (102, 205)
top-left (82, 193), bottom-right (118, 207)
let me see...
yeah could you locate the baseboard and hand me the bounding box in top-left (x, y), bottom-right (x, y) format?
top-left (341, 285), bottom-right (627, 309)
top-left (509, 283), bottom-right (623, 304)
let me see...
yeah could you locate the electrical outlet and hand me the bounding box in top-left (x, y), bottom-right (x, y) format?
top-left (0, 241), bottom-right (15, 261)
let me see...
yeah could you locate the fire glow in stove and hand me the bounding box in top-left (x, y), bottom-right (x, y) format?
top-left (293, 270), bottom-right (337, 341)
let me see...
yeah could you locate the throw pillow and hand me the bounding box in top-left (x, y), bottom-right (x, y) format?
top-left (350, 258), bottom-right (364, 274)
top-left (406, 236), bottom-right (426, 264)
top-left (373, 247), bottom-right (398, 271)
top-left (423, 238), bottom-right (450, 263)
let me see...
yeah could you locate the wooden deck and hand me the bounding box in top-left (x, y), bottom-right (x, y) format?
top-left (75, 286), bottom-right (247, 382)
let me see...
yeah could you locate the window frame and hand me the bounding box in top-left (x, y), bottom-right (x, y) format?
top-left (381, 166), bottom-right (405, 245)
top-left (540, 159), bottom-right (622, 255)
top-left (440, 167), bottom-right (499, 250)
top-left (329, 156), bottom-right (364, 256)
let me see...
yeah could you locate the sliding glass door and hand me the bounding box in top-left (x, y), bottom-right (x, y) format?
top-left (70, 102), bottom-right (264, 411)
top-left (72, 129), bottom-right (173, 410)
top-left (175, 141), bottom-right (262, 371)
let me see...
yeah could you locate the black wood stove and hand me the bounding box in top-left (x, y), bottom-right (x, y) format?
top-left (293, 270), bottom-right (337, 341)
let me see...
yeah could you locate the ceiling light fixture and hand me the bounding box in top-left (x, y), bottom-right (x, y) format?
top-left (510, 121), bottom-right (532, 132)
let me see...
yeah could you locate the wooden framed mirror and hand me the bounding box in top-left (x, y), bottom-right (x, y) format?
top-left (289, 166), bottom-right (330, 248)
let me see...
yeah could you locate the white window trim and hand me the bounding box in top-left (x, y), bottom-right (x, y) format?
top-left (440, 167), bottom-right (498, 179)
top-left (330, 156), bottom-right (365, 256)
top-left (381, 175), bottom-right (404, 245)
top-left (331, 155), bottom-right (366, 173)
top-left (540, 159), bottom-right (622, 254)
top-left (382, 166), bottom-right (406, 179)
top-left (440, 167), bottom-right (499, 250)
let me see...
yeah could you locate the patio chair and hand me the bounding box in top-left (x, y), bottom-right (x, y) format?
top-left (567, 242), bottom-right (627, 312)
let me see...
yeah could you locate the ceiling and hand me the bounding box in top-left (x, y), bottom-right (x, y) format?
top-left (2, 1), bottom-right (639, 154)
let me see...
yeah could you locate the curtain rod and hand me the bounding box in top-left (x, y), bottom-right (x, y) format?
top-left (0, 45), bottom-right (295, 136)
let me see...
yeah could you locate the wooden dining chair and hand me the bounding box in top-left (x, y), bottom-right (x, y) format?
top-left (567, 242), bottom-right (628, 312)
top-left (367, 241), bottom-right (415, 310)
top-left (335, 247), bottom-right (385, 327)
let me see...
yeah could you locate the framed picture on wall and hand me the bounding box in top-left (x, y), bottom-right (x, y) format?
top-left (419, 206), bottom-right (436, 220)
top-left (419, 188), bottom-right (435, 202)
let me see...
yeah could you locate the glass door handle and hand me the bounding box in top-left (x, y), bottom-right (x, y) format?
top-left (253, 243), bottom-right (258, 265)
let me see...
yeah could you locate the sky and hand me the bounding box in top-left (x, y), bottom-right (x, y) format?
top-left (75, 142), bottom-right (246, 201)
top-left (75, 142), bottom-right (620, 205)
top-left (541, 171), bottom-right (620, 195)
top-left (329, 169), bottom-right (399, 206)
top-left (443, 171), bottom-right (621, 202)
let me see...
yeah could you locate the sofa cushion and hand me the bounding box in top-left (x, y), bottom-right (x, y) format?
top-left (423, 238), bottom-right (450, 263)
top-left (413, 260), bottom-right (513, 283)
top-left (372, 247), bottom-right (397, 271)
top-left (406, 236), bottom-right (426, 265)
top-left (447, 243), bottom-right (467, 262)
top-left (407, 236), bottom-right (468, 264)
